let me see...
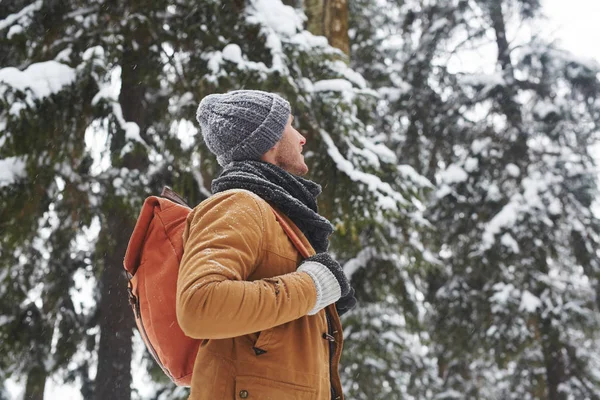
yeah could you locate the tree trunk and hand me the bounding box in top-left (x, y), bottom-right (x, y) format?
top-left (305, 0), bottom-right (349, 56)
top-left (486, 0), bottom-right (528, 165)
top-left (24, 365), bottom-right (47, 400)
top-left (94, 214), bottom-right (134, 400)
top-left (94, 25), bottom-right (150, 400)
top-left (540, 318), bottom-right (567, 400)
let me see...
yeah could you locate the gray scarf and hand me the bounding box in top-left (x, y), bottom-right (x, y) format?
top-left (211, 161), bottom-right (333, 253)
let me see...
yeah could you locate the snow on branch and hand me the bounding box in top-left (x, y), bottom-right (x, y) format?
top-left (0, 61), bottom-right (76, 109)
top-left (247, 0), bottom-right (304, 37)
top-left (320, 129), bottom-right (407, 210)
top-left (343, 247), bottom-right (376, 280)
top-left (244, 0), bottom-right (343, 75)
top-left (313, 79), bottom-right (354, 93)
top-left (480, 170), bottom-right (563, 252)
top-left (0, 1), bottom-right (42, 31)
top-left (0, 157), bottom-right (26, 187)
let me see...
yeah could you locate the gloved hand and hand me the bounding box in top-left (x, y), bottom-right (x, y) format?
top-left (336, 287), bottom-right (357, 316)
top-left (297, 253), bottom-right (351, 315)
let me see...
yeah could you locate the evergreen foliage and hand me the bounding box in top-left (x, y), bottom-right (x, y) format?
top-left (1, 0), bottom-right (600, 399)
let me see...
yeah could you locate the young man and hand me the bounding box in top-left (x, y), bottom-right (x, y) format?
top-left (176, 90), bottom-right (356, 400)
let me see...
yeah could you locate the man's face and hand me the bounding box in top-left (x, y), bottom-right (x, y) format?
top-left (261, 115), bottom-right (308, 176)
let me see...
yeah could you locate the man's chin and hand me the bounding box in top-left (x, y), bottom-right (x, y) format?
top-left (296, 163), bottom-right (309, 176)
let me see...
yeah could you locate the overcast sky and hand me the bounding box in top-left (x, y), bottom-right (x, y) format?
top-left (543, 0), bottom-right (600, 62)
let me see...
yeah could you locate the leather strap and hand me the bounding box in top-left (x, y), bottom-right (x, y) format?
top-left (269, 207), bottom-right (311, 259)
top-left (160, 186), bottom-right (190, 208)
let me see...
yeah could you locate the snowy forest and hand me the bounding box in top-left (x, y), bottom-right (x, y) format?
top-left (1, 0), bottom-right (600, 399)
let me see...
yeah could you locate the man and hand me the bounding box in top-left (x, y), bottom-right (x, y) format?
top-left (176, 90), bottom-right (356, 400)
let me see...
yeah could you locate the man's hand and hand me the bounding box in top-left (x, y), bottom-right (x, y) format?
top-left (336, 287), bottom-right (357, 316)
top-left (297, 253), bottom-right (351, 315)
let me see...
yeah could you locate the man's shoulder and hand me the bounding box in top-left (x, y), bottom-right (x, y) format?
top-left (190, 189), bottom-right (271, 220)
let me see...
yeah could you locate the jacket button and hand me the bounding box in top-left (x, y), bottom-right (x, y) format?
top-left (239, 390), bottom-right (249, 398)
top-left (323, 332), bottom-right (335, 342)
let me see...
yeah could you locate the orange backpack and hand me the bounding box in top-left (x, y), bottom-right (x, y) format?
top-left (123, 187), bottom-right (309, 386)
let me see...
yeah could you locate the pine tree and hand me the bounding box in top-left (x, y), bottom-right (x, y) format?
top-left (348, 0), bottom-right (600, 398)
top-left (422, 1), bottom-right (600, 398)
top-left (1, 0), bottom-right (430, 398)
top-left (0, 1), bottom-right (189, 398)
top-left (152, 0), bottom-right (432, 396)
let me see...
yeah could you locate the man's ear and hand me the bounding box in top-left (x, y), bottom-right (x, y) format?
top-left (260, 143), bottom-right (278, 163)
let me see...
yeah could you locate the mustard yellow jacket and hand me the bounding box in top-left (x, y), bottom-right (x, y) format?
top-left (177, 189), bottom-right (344, 400)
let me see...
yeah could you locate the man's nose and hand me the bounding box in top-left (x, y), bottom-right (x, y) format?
top-left (299, 133), bottom-right (306, 146)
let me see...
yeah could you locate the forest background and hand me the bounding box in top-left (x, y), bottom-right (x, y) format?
top-left (1, 0), bottom-right (600, 399)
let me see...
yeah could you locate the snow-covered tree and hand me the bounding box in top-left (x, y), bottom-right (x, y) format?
top-left (422, 1), bottom-right (600, 398)
top-left (349, 0), bottom-right (600, 398)
top-left (0, 1), bottom-right (190, 399)
top-left (1, 0), bottom-right (429, 398)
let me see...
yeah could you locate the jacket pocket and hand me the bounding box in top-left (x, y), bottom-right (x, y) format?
top-left (234, 375), bottom-right (316, 399)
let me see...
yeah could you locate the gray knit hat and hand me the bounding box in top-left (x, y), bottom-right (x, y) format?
top-left (196, 90), bottom-right (291, 166)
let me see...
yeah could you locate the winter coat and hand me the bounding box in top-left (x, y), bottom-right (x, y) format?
top-left (176, 189), bottom-right (344, 400)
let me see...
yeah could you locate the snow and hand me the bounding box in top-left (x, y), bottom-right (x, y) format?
top-left (481, 200), bottom-right (520, 251)
top-left (397, 165), bottom-right (433, 188)
top-left (0, 157), bottom-right (26, 187)
top-left (55, 48), bottom-right (73, 63)
top-left (359, 137), bottom-right (397, 164)
top-left (471, 137), bottom-right (492, 154)
top-left (320, 130), bottom-right (407, 210)
top-left (84, 121), bottom-right (111, 176)
top-left (430, 18), bottom-right (448, 33)
top-left (459, 72), bottom-right (504, 88)
top-left (464, 157), bottom-right (479, 172)
top-left (490, 282), bottom-right (517, 306)
top-left (288, 31), bottom-right (330, 50)
top-left (0, 61), bottom-right (76, 106)
top-left (7, 24), bottom-right (23, 39)
top-left (439, 164), bottom-right (468, 184)
top-left (505, 163), bottom-right (520, 177)
top-left (486, 183), bottom-right (502, 202)
top-left (70, 219), bottom-right (100, 316)
top-left (89, 64), bottom-right (146, 148)
top-left (522, 174), bottom-right (550, 210)
top-left (435, 185), bottom-right (452, 199)
top-left (534, 100), bottom-right (560, 120)
top-left (0, 0), bottom-right (42, 31)
top-left (81, 45), bottom-right (105, 64)
top-left (171, 119), bottom-right (198, 151)
top-left (519, 290), bottom-right (541, 312)
top-left (378, 87), bottom-right (404, 102)
top-left (191, 152), bottom-right (213, 198)
top-left (112, 101), bottom-right (144, 147)
top-left (500, 233), bottom-right (520, 253)
top-left (247, 0), bottom-right (304, 37)
top-left (331, 61), bottom-right (367, 89)
top-left (313, 79), bottom-right (354, 93)
top-left (245, 0), bottom-right (305, 73)
top-left (343, 247), bottom-right (375, 279)
top-left (205, 51), bottom-right (223, 75)
top-left (548, 197), bottom-right (562, 215)
top-left (222, 43), bottom-right (243, 63)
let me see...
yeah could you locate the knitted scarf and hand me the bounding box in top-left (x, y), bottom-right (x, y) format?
top-left (211, 160), bottom-right (333, 253)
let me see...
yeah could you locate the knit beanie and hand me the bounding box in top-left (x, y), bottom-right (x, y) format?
top-left (196, 90), bottom-right (291, 166)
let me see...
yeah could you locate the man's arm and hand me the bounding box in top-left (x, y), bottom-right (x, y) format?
top-left (176, 191), bottom-right (318, 339)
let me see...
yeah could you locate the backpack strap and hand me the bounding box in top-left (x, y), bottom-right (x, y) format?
top-left (161, 186), bottom-right (190, 208)
top-left (269, 207), bottom-right (311, 259)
